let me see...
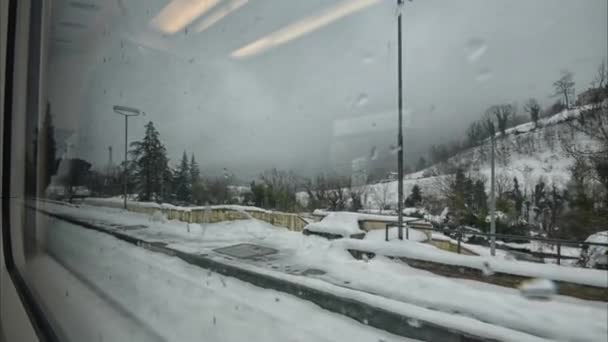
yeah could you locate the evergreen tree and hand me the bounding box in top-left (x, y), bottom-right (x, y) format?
top-left (512, 177), bottom-right (524, 217)
top-left (416, 157), bottom-right (427, 171)
top-left (463, 178), bottom-right (475, 209)
top-left (405, 184), bottom-right (422, 206)
top-left (546, 185), bottom-right (566, 234)
top-left (129, 121), bottom-right (169, 202)
top-left (190, 154), bottom-right (201, 185)
top-left (189, 154), bottom-right (205, 204)
top-left (472, 179), bottom-right (488, 212)
top-left (40, 102), bottom-right (57, 193)
top-left (173, 151), bottom-right (191, 203)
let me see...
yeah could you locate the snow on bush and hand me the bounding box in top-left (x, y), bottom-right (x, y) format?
top-left (581, 231), bottom-right (608, 269)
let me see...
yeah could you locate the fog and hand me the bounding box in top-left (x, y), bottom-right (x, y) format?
top-left (47, 0), bottom-right (607, 181)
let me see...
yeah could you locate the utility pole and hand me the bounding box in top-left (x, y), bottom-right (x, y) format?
top-left (108, 146), bottom-right (113, 166)
top-left (113, 105), bottom-right (141, 209)
top-left (397, 0), bottom-right (406, 240)
top-left (490, 133), bottom-right (496, 256)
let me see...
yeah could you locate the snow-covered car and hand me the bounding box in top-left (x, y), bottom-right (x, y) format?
top-left (579, 231), bottom-right (608, 269)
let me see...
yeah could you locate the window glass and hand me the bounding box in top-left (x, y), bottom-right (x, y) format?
top-left (9, 0), bottom-right (608, 341)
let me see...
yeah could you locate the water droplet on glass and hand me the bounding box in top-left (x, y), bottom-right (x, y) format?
top-left (429, 104), bottom-right (436, 113)
top-left (213, 316), bottom-right (216, 325)
top-left (353, 93), bottom-right (369, 108)
top-left (275, 297), bottom-right (280, 302)
top-left (363, 319), bottom-right (368, 325)
top-left (519, 278), bottom-right (557, 300)
top-left (476, 68), bottom-right (492, 82)
top-left (481, 261), bottom-right (494, 276)
top-left (466, 38), bottom-right (487, 63)
top-left (362, 52), bottom-right (374, 65)
top-left (407, 318), bottom-right (422, 328)
top-left (369, 146), bottom-right (378, 161)
top-left (389, 144), bottom-right (402, 155)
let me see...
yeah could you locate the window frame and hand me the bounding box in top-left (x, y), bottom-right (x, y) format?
top-left (2, 0), bottom-right (61, 341)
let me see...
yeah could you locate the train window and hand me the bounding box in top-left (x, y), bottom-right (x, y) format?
top-left (3, 0), bottom-right (607, 341)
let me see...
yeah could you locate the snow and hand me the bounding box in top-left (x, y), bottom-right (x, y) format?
top-left (39, 212), bottom-right (417, 342)
top-left (430, 232), bottom-right (509, 257)
top-left (315, 105), bottom-right (600, 213)
top-left (36, 201), bottom-right (608, 341)
top-left (304, 212), bottom-right (364, 237)
top-left (312, 209), bottom-right (421, 223)
top-left (583, 231), bottom-right (608, 268)
top-left (336, 237), bottom-right (608, 287)
top-left (83, 197), bottom-right (291, 214)
top-left (365, 227), bottom-right (428, 242)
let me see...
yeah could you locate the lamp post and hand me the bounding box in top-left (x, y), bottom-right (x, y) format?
top-left (113, 105), bottom-right (141, 209)
top-left (396, 0), bottom-right (406, 240)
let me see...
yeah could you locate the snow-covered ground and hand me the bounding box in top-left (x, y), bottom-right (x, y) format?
top-left (36, 201), bottom-right (608, 341)
top-left (34, 211), bottom-right (414, 342)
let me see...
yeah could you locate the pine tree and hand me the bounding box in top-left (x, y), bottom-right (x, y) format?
top-left (190, 154), bottom-right (200, 184)
top-left (405, 184), bottom-right (422, 206)
top-left (416, 157), bottom-right (427, 171)
top-left (173, 151), bottom-right (191, 203)
top-left (472, 179), bottom-right (488, 212)
top-left (129, 121), bottom-right (169, 202)
top-left (40, 102), bottom-right (57, 193)
top-left (512, 177), bottom-right (524, 218)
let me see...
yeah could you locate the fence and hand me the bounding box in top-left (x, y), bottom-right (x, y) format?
top-left (388, 223), bottom-right (608, 266)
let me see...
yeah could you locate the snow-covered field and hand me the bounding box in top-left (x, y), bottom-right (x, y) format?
top-left (36, 201), bottom-right (608, 341)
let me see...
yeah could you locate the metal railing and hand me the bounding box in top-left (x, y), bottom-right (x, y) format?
top-left (387, 223), bottom-right (608, 266)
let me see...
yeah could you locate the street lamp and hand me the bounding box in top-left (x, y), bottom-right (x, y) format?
top-left (396, 0), bottom-right (406, 240)
top-left (113, 105), bottom-right (141, 209)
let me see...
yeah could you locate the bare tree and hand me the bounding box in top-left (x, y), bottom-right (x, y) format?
top-left (259, 168), bottom-right (300, 211)
top-left (562, 101), bottom-right (608, 204)
top-left (591, 59), bottom-right (607, 90)
top-left (486, 104), bottom-right (515, 135)
top-left (325, 175), bottom-right (350, 211)
top-left (371, 181), bottom-right (392, 211)
top-left (348, 183), bottom-right (368, 211)
top-left (523, 98), bottom-right (541, 128)
top-left (303, 174), bottom-right (330, 210)
top-left (495, 173), bottom-right (514, 200)
top-left (553, 70), bottom-right (575, 109)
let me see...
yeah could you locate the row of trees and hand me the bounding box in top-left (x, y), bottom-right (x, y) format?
top-left (426, 63), bottom-right (607, 167)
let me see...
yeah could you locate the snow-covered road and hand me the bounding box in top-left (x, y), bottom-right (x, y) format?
top-left (31, 212), bottom-right (417, 342)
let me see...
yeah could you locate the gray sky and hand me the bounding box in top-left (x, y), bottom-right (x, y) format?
top-left (48, 0), bottom-right (607, 180)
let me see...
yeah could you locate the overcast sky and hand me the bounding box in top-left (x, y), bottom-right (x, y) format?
top-left (48, 0), bottom-right (607, 180)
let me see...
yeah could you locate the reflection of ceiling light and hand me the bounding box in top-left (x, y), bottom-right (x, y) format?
top-left (151, 0), bottom-right (222, 34)
top-left (195, 0), bottom-right (248, 33)
top-left (59, 21), bottom-right (87, 29)
top-left (69, 2), bottom-right (99, 11)
top-left (52, 38), bottom-right (72, 44)
top-left (231, 0), bottom-right (380, 59)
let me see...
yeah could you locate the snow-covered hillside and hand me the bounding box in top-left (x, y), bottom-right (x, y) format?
top-left (361, 106), bottom-right (597, 210)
